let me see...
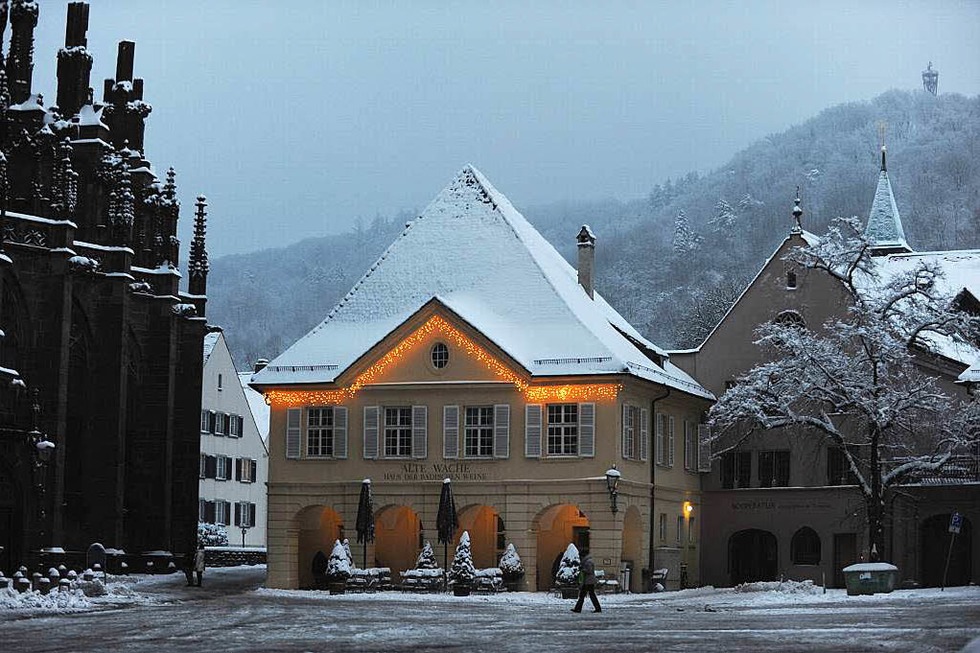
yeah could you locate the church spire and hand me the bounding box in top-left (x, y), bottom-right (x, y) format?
top-left (188, 195), bottom-right (209, 298)
top-left (864, 145), bottom-right (912, 256)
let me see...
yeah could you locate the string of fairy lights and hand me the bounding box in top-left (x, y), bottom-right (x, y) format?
top-left (262, 315), bottom-right (621, 407)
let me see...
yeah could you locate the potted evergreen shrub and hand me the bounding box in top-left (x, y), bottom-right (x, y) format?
top-left (498, 543), bottom-right (525, 592)
top-left (554, 543), bottom-right (581, 599)
top-left (450, 531), bottom-right (476, 596)
top-left (326, 540), bottom-right (353, 594)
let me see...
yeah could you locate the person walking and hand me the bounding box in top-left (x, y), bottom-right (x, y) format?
top-left (571, 549), bottom-right (601, 613)
top-left (193, 543), bottom-right (206, 587)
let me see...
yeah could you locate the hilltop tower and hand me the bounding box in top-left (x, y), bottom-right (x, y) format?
top-left (922, 62), bottom-right (938, 96)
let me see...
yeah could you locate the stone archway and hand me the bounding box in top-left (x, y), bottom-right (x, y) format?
top-left (620, 505), bottom-right (644, 592)
top-left (457, 504), bottom-right (504, 569)
top-left (294, 506), bottom-right (344, 589)
top-left (921, 513), bottom-right (972, 587)
top-left (375, 505), bottom-right (423, 579)
top-left (729, 528), bottom-right (778, 585)
top-left (533, 504), bottom-right (590, 591)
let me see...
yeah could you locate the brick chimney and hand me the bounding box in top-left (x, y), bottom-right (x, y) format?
top-left (576, 225), bottom-right (596, 299)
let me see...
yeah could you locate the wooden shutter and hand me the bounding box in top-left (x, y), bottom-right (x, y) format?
top-left (235, 458), bottom-right (242, 481)
top-left (363, 406), bottom-right (379, 459)
top-left (494, 404), bottom-right (510, 459)
top-left (640, 408), bottom-right (649, 462)
top-left (250, 459), bottom-right (258, 482)
top-left (285, 408), bottom-right (301, 459)
top-left (696, 424), bottom-right (711, 472)
top-left (238, 415), bottom-right (245, 437)
top-left (655, 414), bottom-right (664, 464)
top-left (412, 405), bottom-right (427, 459)
top-left (443, 405), bottom-right (459, 459)
top-left (205, 455), bottom-right (217, 479)
top-left (579, 402), bottom-right (595, 457)
top-left (621, 404), bottom-right (630, 460)
top-left (334, 407), bottom-right (348, 459)
top-left (234, 502), bottom-right (242, 527)
top-left (525, 404), bottom-right (542, 458)
top-left (668, 416), bottom-right (676, 467)
top-left (208, 410), bottom-right (216, 434)
top-left (205, 501), bottom-right (216, 523)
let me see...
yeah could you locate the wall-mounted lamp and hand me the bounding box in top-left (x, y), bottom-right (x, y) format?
top-left (683, 501), bottom-right (694, 518)
top-left (605, 466), bottom-right (621, 514)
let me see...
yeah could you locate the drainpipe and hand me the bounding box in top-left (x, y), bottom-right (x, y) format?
top-left (647, 386), bottom-right (671, 589)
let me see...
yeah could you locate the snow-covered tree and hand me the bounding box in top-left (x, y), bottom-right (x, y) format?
top-left (709, 217), bottom-right (980, 561)
top-left (341, 538), bottom-right (354, 569)
top-left (708, 199), bottom-right (738, 232)
top-left (554, 543), bottom-right (580, 586)
top-left (326, 540), bottom-right (353, 581)
top-left (415, 541), bottom-right (438, 570)
top-left (498, 543), bottom-right (524, 578)
top-left (671, 210), bottom-right (702, 255)
top-left (449, 531), bottom-right (475, 586)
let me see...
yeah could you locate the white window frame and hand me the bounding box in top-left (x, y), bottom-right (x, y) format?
top-left (228, 413), bottom-right (241, 438)
top-left (307, 407), bottom-right (335, 458)
top-left (546, 404), bottom-right (579, 456)
top-left (684, 421), bottom-right (696, 471)
top-left (200, 409), bottom-right (209, 434)
top-left (623, 405), bottom-right (636, 460)
top-left (239, 457), bottom-right (255, 483)
top-left (216, 455), bottom-right (230, 481)
top-left (215, 500), bottom-right (230, 526)
top-left (464, 406), bottom-right (494, 458)
top-left (384, 406), bottom-right (413, 458)
top-left (215, 412), bottom-right (227, 436)
top-left (199, 453), bottom-right (206, 479)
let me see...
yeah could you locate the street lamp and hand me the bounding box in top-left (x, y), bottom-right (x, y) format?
top-left (604, 466), bottom-right (621, 514)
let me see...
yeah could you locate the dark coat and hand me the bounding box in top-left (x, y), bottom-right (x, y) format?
top-left (580, 554), bottom-right (596, 586)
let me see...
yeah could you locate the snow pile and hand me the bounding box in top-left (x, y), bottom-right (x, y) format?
top-left (0, 586), bottom-right (92, 611)
top-left (733, 579), bottom-right (821, 595)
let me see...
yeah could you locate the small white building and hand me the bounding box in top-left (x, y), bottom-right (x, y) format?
top-left (200, 331), bottom-right (269, 547)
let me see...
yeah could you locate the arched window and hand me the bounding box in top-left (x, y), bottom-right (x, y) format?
top-left (791, 527), bottom-right (821, 565)
top-left (774, 310), bottom-right (806, 330)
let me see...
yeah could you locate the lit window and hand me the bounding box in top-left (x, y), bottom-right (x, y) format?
top-left (546, 404), bottom-right (578, 456)
top-left (464, 406), bottom-right (494, 457)
top-left (431, 343), bottom-right (450, 369)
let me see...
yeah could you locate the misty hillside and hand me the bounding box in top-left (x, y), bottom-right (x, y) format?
top-left (207, 89), bottom-right (980, 369)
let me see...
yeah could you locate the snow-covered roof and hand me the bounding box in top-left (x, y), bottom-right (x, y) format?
top-left (239, 372), bottom-right (270, 443)
top-left (253, 165), bottom-right (711, 399)
top-left (876, 249), bottom-right (980, 302)
top-left (959, 360), bottom-right (980, 384)
top-left (865, 149), bottom-right (911, 254)
top-left (203, 332), bottom-right (220, 364)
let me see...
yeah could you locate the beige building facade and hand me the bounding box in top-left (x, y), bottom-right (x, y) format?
top-left (253, 167), bottom-right (713, 590)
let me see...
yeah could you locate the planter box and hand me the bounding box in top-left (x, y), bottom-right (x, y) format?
top-left (453, 586), bottom-right (471, 597)
top-left (328, 581), bottom-right (347, 595)
top-left (559, 587), bottom-right (579, 599)
top-left (842, 563), bottom-right (898, 596)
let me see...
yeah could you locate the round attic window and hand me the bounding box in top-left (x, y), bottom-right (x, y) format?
top-left (431, 343), bottom-right (450, 369)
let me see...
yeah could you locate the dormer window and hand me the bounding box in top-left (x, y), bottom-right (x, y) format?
top-left (786, 270), bottom-right (797, 290)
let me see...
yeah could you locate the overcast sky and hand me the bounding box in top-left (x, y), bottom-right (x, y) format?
top-left (27, 0), bottom-right (980, 258)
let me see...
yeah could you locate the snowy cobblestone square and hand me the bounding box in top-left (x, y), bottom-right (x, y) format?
top-left (2, 567), bottom-right (979, 652)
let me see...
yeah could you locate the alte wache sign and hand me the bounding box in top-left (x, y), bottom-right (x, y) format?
top-left (383, 462), bottom-right (495, 482)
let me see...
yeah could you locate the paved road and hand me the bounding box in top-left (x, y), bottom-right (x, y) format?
top-left (2, 568), bottom-right (978, 652)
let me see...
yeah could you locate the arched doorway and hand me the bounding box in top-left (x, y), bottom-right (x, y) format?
top-left (620, 506), bottom-right (643, 592)
top-left (534, 504), bottom-right (590, 591)
top-left (295, 506), bottom-right (344, 589)
top-left (921, 514), bottom-right (972, 587)
top-left (729, 529), bottom-right (778, 585)
top-left (457, 505), bottom-right (504, 569)
top-left (375, 505), bottom-right (422, 579)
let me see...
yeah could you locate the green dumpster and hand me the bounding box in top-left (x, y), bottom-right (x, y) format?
top-left (842, 562), bottom-right (898, 596)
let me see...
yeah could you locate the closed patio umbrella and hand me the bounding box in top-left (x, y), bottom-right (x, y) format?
top-left (436, 478), bottom-right (459, 580)
top-left (355, 478), bottom-right (375, 569)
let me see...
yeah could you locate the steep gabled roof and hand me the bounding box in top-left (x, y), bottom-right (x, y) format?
top-left (203, 331), bottom-right (221, 364)
top-left (865, 147), bottom-right (912, 255)
top-left (252, 165), bottom-right (710, 399)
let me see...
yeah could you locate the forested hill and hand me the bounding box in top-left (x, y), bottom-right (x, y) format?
top-left (207, 89), bottom-right (980, 369)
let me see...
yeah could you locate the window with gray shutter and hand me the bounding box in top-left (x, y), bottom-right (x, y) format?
top-left (285, 408), bottom-right (302, 459)
top-left (363, 406), bottom-right (379, 459)
top-left (250, 459), bottom-right (258, 482)
top-left (697, 424), bottom-right (712, 472)
top-left (443, 405), bottom-right (459, 459)
top-left (621, 404), bottom-right (631, 460)
top-left (334, 407), bottom-right (348, 459)
top-left (578, 402), bottom-right (595, 457)
top-left (412, 405), bottom-right (428, 459)
top-left (493, 404), bottom-right (510, 459)
top-left (640, 408), bottom-right (649, 462)
top-left (525, 404), bottom-right (542, 458)
top-left (667, 416), bottom-right (676, 467)
top-left (204, 455), bottom-right (217, 479)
